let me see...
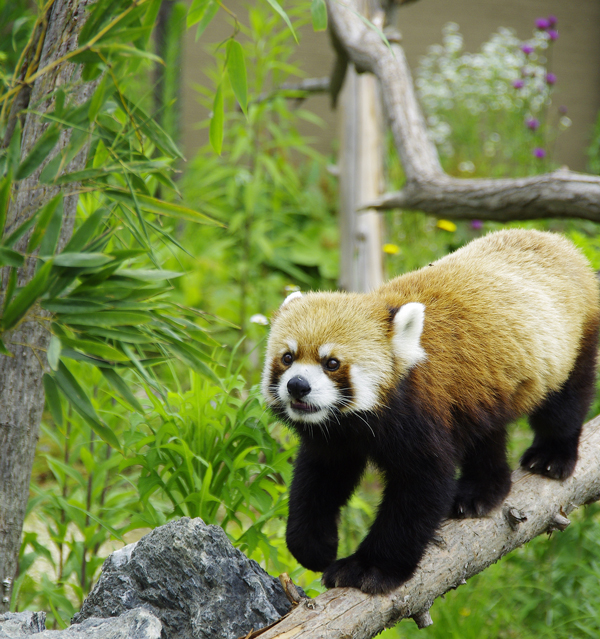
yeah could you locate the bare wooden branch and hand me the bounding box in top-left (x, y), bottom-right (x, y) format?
top-left (325, 0), bottom-right (600, 222)
top-left (256, 414), bottom-right (600, 639)
top-left (253, 78), bottom-right (330, 105)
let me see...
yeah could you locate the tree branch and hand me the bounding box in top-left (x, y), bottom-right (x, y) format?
top-left (256, 414), bottom-right (600, 638)
top-left (325, 0), bottom-right (600, 222)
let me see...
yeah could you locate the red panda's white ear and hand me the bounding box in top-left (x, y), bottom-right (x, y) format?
top-left (392, 302), bottom-right (427, 367)
top-left (281, 291), bottom-right (302, 308)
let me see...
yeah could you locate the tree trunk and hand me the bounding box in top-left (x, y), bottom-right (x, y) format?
top-left (0, 0), bottom-right (98, 611)
top-left (337, 0), bottom-right (385, 293)
top-left (338, 67), bottom-right (385, 292)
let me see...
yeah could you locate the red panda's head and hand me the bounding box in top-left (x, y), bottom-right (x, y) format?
top-left (261, 291), bottom-right (427, 427)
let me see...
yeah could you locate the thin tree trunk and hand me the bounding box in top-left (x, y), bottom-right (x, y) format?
top-left (0, 0), bottom-right (98, 611)
top-left (337, 2), bottom-right (385, 293)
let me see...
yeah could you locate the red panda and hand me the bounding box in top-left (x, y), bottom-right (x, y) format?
top-left (261, 229), bottom-right (600, 595)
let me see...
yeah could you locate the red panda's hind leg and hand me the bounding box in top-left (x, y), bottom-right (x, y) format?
top-left (450, 428), bottom-right (512, 518)
top-left (521, 322), bottom-right (598, 480)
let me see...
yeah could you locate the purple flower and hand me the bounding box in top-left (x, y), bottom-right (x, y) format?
top-left (526, 117), bottom-right (540, 131)
top-left (558, 105), bottom-right (568, 114)
top-left (547, 15), bottom-right (557, 27)
top-left (471, 220), bottom-right (483, 230)
top-left (533, 147), bottom-right (546, 159)
top-left (535, 17), bottom-right (550, 30)
top-left (521, 44), bottom-right (534, 55)
top-left (548, 29), bottom-right (559, 41)
top-left (546, 72), bottom-right (557, 85)
top-left (513, 79), bottom-right (525, 89)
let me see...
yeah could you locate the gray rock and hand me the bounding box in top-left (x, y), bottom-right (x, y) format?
top-left (0, 612), bottom-right (46, 636)
top-left (0, 609), bottom-right (161, 639)
top-left (73, 518), bottom-right (292, 639)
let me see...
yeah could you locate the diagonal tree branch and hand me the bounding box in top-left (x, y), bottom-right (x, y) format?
top-left (255, 414), bottom-right (600, 639)
top-left (326, 0), bottom-right (600, 222)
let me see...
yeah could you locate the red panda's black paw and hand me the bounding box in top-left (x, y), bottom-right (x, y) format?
top-left (322, 556), bottom-right (406, 594)
top-left (287, 530), bottom-right (338, 573)
top-left (450, 476), bottom-right (511, 519)
top-left (520, 445), bottom-right (577, 480)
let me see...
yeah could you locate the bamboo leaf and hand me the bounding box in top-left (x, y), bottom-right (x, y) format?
top-left (43, 374), bottom-right (63, 427)
top-left (105, 189), bottom-right (223, 226)
top-left (2, 268), bottom-right (17, 314)
top-left (209, 83), bottom-right (224, 156)
top-left (60, 336), bottom-right (129, 362)
top-left (119, 97), bottom-right (183, 160)
top-left (38, 197), bottom-right (64, 259)
top-left (101, 367), bottom-right (144, 413)
top-left (2, 210), bottom-right (41, 248)
top-left (60, 310), bottom-right (152, 327)
top-left (54, 361), bottom-right (121, 450)
top-left (168, 342), bottom-right (220, 385)
top-left (88, 73), bottom-right (108, 122)
top-left (0, 339), bottom-right (13, 357)
top-left (188, 0), bottom-right (210, 25)
top-left (42, 298), bottom-right (107, 314)
top-left (226, 40), bottom-right (248, 115)
top-left (27, 195), bottom-right (63, 252)
top-left (0, 247), bottom-right (24, 268)
top-left (311, 0), bottom-right (327, 31)
top-left (82, 326), bottom-right (157, 344)
top-left (52, 252), bottom-right (114, 268)
top-left (62, 207), bottom-right (107, 253)
top-left (47, 335), bottom-right (62, 371)
top-left (0, 171), bottom-right (12, 238)
top-left (194, 0), bottom-right (219, 40)
top-left (16, 124), bottom-right (61, 180)
top-left (1, 260), bottom-right (53, 330)
top-left (94, 43), bottom-right (163, 64)
top-left (263, 0), bottom-right (298, 42)
top-left (115, 268), bottom-right (183, 281)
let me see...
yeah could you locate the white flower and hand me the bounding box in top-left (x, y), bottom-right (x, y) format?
top-left (250, 314), bottom-right (269, 326)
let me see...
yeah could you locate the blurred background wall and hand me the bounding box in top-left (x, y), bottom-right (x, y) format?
top-left (181, 0), bottom-right (600, 171)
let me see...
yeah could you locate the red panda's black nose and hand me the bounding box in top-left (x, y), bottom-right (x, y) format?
top-left (287, 375), bottom-right (311, 399)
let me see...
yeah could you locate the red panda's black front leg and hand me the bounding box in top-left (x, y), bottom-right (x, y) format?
top-left (286, 442), bottom-right (368, 573)
top-left (322, 458), bottom-right (455, 594)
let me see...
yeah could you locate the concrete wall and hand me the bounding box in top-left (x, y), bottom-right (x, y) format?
top-left (182, 0), bottom-right (600, 171)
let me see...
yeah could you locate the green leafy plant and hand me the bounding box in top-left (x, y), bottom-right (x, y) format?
top-left (177, 1), bottom-right (338, 377)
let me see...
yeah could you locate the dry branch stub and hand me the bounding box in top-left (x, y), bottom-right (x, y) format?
top-left (257, 415), bottom-right (600, 639)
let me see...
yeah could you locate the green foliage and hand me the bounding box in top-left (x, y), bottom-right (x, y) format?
top-left (176, 1), bottom-right (338, 374)
top-left (7, 3), bottom-right (600, 637)
top-left (18, 349), bottom-right (298, 626)
top-left (7, 0), bottom-right (329, 627)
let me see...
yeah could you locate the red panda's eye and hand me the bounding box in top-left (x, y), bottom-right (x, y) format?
top-left (325, 358), bottom-right (340, 371)
top-left (282, 353), bottom-right (294, 365)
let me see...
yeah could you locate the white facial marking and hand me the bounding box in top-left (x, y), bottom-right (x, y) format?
top-left (277, 361), bottom-right (339, 424)
top-left (318, 343), bottom-right (336, 359)
top-left (281, 291), bottom-right (302, 307)
top-left (349, 364), bottom-right (379, 412)
top-left (285, 339), bottom-right (298, 355)
top-left (392, 302), bottom-right (427, 367)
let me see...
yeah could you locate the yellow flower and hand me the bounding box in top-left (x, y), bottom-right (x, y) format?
top-left (459, 608), bottom-right (471, 617)
top-left (383, 243), bottom-right (400, 255)
top-left (437, 219), bottom-right (457, 232)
